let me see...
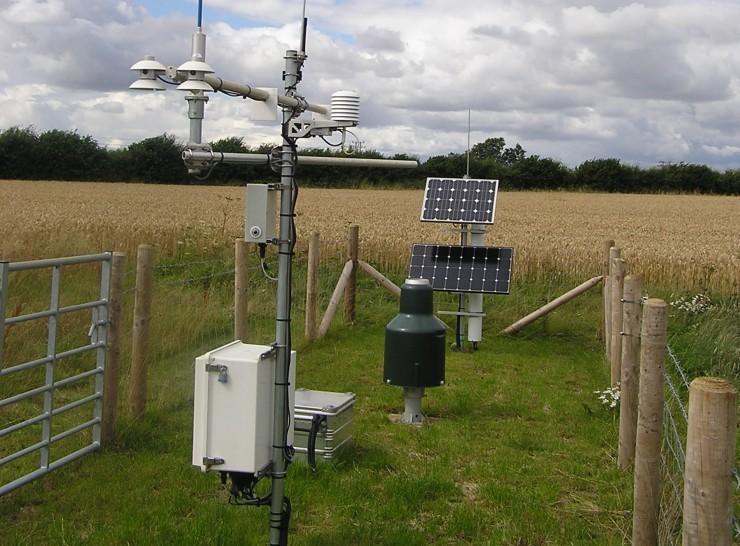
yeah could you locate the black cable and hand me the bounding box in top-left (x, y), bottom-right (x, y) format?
top-left (307, 414), bottom-right (326, 473)
top-left (319, 135), bottom-right (343, 147)
top-left (157, 75), bottom-right (179, 86)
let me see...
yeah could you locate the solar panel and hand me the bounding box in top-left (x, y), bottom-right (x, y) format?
top-left (420, 178), bottom-right (499, 224)
top-left (408, 244), bottom-right (513, 294)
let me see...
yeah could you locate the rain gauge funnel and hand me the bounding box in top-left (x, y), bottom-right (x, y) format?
top-left (384, 279), bottom-right (446, 424)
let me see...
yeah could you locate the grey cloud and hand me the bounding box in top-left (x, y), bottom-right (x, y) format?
top-left (472, 25), bottom-right (532, 44)
top-left (357, 27), bottom-right (405, 53)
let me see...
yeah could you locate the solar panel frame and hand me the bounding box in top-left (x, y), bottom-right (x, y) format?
top-left (419, 178), bottom-right (499, 224)
top-left (407, 244), bottom-right (514, 295)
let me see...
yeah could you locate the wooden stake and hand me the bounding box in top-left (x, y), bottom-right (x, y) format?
top-left (128, 244), bottom-right (154, 420)
top-left (606, 245), bottom-right (620, 357)
top-left (102, 252), bottom-right (125, 445)
top-left (358, 260), bottom-right (401, 298)
top-left (618, 274), bottom-right (642, 469)
top-left (319, 260), bottom-right (353, 338)
top-left (632, 298), bottom-right (667, 546)
top-left (305, 232), bottom-right (320, 341)
top-left (501, 276), bottom-right (603, 335)
top-left (602, 239), bottom-right (614, 346)
top-left (234, 239), bottom-right (249, 342)
top-left (609, 256), bottom-right (625, 387)
top-left (344, 225), bottom-right (359, 323)
top-left (682, 377), bottom-right (737, 546)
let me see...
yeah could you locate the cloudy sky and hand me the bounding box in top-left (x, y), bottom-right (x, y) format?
top-left (2, 0), bottom-right (740, 168)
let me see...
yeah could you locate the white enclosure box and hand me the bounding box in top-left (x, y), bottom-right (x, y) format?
top-left (192, 341), bottom-right (296, 474)
top-left (245, 184), bottom-right (277, 243)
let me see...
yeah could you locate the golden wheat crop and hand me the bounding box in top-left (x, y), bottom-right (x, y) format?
top-left (1, 180), bottom-right (738, 292)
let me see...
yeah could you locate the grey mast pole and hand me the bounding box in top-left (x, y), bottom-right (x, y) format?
top-left (269, 49), bottom-right (301, 546)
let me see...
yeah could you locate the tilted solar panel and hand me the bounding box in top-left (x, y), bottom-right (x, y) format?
top-left (420, 178), bottom-right (499, 224)
top-left (408, 244), bottom-right (513, 294)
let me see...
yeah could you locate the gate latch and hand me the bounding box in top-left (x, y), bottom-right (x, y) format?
top-left (205, 363), bottom-right (229, 383)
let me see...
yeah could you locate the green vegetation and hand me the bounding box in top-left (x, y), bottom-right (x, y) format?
top-left (2, 127), bottom-right (739, 194)
top-left (0, 249), bottom-right (736, 545)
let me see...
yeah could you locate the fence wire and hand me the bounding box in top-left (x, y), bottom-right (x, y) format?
top-left (659, 347), bottom-right (688, 546)
top-left (659, 344), bottom-right (739, 545)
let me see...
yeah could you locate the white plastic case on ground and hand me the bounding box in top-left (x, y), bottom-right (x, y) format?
top-left (192, 341), bottom-right (296, 474)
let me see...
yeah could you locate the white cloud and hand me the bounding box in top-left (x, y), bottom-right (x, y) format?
top-left (1, 0), bottom-right (740, 169)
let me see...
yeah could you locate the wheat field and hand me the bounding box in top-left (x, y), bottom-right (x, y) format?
top-left (1, 180), bottom-right (738, 292)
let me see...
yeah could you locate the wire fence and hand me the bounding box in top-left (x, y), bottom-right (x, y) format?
top-left (659, 344), bottom-right (739, 545)
top-left (659, 344), bottom-right (689, 546)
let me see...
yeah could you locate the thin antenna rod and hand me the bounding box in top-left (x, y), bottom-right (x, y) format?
top-left (197, 0), bottom-right (203, 27)
top-left (300, 0), bottom-right (308, 55)
top-left (466, 108), bottom-right (471, 178)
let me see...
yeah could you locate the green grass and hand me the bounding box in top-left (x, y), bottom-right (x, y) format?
top-left (0, 267), bottom-right (641, 545)
top-left (3, 248), bottom-right (737, 546)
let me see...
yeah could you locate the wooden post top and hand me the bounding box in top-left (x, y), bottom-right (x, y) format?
top-left (690, 377), bottom-right (737, 395)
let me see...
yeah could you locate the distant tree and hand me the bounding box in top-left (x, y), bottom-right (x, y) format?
top-left (34, 129), bottom-right (107, 181)
top-left (575, 158), bottom-right (640, 192)
top-left (501, 143), bottom-right (526, 166)
top-left (644, 162), bottom-right (721, 193)
top-left (0, 126), bottom-right (40, 179)
top-left (126, 134), bottom-right (187, 183)
top-left (508, 155), bottom-right (573, 189)
top-left (718, 170), bottom-right (740, 195)
top-left (471, 137), bottom-right (505, 161)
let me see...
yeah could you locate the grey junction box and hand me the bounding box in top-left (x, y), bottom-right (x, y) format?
top-left (292, 389), bottom-right (356, 464)
top-left (245, 183), bottom-right (277, 244)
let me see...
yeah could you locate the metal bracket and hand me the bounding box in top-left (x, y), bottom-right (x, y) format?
top-left (202, 457), bottom-right (224, 468)
top-left (260, 344), bottom-right (278, 360)
top-left (437, 310), bottom-right (486, 317)
top-left (287, 119), bottom-right (355, 139)
top-left (205, 363), bottom-right (229, 383)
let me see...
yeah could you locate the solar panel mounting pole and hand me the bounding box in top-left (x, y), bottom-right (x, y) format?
top-left (456, 109), bottom-right (472, 350)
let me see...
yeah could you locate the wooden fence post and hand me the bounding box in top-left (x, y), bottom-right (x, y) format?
top-left (606, 246), bottom-right (621, 357)
top-left (632, 298), bottom-right (667, 546)
top-left (234, 239), bottom-right (249, 342)
top-left (305, 232), bottom-right (320, 341)
top-left (682, 377), bottom-right (737, 546)
top-left (102, 252), bottom-right (125, 445)
top-left (617, 274), bottom-right (641, 469)
top-left (602, 239), bottom-right (615, 350)
top-left (609, 255), bottom-right (625, 386)
top-left (128, 244), bottom-right (154, 420)
top-left (344, 225), bottom-right (359, 323)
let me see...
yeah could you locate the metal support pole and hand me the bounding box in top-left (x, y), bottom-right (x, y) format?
top-left (41, 265), bottom-right (61, 468)
top-left (92, 254), bottom-right (112, 447)
top-left (185, 93), bottom-right (208, 145)
top-left (0, 262), bottom-right (8, 366)
top-left (455, 224), bottom-right (468, 349)
top-left (269, 49), bottom-right (301, 546)
top-left (467, 224), bottom-right (486, 347)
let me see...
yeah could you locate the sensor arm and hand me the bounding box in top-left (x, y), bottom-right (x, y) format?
top-left (182, 149), bottom-right (418, 169)
top-left (201, 74), bottom-right (329, 115)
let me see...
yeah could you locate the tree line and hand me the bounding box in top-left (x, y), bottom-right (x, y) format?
top-left (1, 126), bottom-right (738, 194)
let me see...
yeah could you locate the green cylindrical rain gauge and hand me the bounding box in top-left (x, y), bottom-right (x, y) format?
top-left (384, 278), bottom-right (446, 424)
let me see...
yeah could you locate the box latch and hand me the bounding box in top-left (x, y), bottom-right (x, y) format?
top-left (205, 363), bottom-right (229, 383)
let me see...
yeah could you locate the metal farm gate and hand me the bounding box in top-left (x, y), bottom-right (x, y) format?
top-left (0, 253), bottom-right (111, 496)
